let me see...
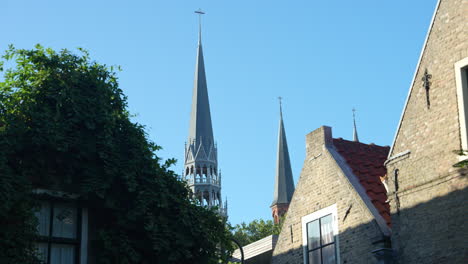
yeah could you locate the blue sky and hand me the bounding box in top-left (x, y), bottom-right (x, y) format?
top-left (3, 0), bottom-right (438, 226)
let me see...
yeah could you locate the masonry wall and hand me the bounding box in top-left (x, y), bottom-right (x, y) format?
top-left (272, 127), bottom-right (386, 264)
top-left (385, 0), bottom-right (468, 263)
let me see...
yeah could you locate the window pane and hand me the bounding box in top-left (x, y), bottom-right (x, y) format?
top-left (322, 244), bottom-right (336, 264)
top-left (51, 244), bottom-right (75, 264)
top-left (52, 204), bottom-right (77, 239)
top-left (35, 202), bottom-right (51, 236)
top-left (308, 249), bottom-right (321, 264)
top-left (320, 214), bottom-right (334, 245)
top-left (36, 243), bottom-right (48, 263)
top-left (307, 220), bottom-right (320, 250)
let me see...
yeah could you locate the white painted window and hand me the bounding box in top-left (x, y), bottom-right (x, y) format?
top-left (455, 57), bottom-right (468, 151)
top-left (35, 201), bottom-right (88, 264)
top-left (302, 204), bottom-right (339, 264)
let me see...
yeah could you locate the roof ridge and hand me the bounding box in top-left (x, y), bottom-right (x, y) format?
top-left (333, 137), bottom-right (390, 149)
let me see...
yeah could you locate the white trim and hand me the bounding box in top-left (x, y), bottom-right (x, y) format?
top-left (301, 204), bottom-right (340, 264)
top-left (384, 150), bottom-right (411, 166)
top-left (80, 208), bottom-right (88, 264)
top-left (388, 0), bottom-right (442, 157)
top-left (455, 57), bottom-right (468, 150)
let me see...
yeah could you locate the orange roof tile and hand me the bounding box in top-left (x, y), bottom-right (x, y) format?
top-left (332, 138), bottom-right (391, 227)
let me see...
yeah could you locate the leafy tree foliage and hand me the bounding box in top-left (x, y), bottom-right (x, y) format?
top-left (453, 150), bottom-right (468, 168)
top-left (231, 218), bottom-right (282, 246)
top-left (0, 45), bottom-right (233, 264)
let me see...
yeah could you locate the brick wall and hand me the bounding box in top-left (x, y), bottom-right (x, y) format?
top-left (385, 0), bottom-right (468, 263)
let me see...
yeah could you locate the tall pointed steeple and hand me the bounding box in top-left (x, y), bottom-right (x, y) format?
top-left (188, 9), bottom-right (214, 149)
top-left (184, 10), bottom-right (225, 216)
top-left (353, 108), bottom-right (359, 142)
top-left (271, 98), bottom-right (295, 224)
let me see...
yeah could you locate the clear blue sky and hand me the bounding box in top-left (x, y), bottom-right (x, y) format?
top-left (3, 0), bottom-right (438, 226)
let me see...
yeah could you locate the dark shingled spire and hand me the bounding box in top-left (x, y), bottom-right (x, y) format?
top-left (353, 108), bottom-right (359, 142)
top-left (188, 30), bottom-right (214, 149)
top-left (272, 101), bottom-right (295, 206)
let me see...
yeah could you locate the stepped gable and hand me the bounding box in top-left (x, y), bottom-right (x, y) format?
top-left (332, 138), bottom-right (391, 226)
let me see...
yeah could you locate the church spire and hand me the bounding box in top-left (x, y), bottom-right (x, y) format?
top-left (188, 9), bottom-right (213, 149)
top-left (271, 98), bottom-right (295, 224)
top-left (184, 10), bottom-right (225, 216)
top-left (353, 108), bottom-right (359, 142)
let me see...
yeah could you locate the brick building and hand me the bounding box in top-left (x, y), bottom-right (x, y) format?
top-left (271, 127), bottom-right (391, 264)
top-left (384, 0), bottom-right (468, 262)
top-left (271, 0), bottom-right (467, 263)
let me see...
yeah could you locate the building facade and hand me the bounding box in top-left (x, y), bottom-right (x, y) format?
top-left (271, 0), bottom-right (467, 263)
top-left (271, 127), bottom-right (391, 264)
top-left (384, 0), bottom-right (468, 262)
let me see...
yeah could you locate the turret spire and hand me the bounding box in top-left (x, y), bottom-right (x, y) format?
top-left (353, 108), bottom-right (359, 142)
top-left (271, 98), bottom-right (295, 224)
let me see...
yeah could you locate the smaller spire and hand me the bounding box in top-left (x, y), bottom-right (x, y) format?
top-left (271, 98), bottom-right (295, 206)
top-left (353, 108), bottom-right (359, 142)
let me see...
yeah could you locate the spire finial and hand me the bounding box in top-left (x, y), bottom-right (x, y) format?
top-left (195, 9), bottom-right (205, 44)
top-left (278, 96), bottom-right (283, 117)
top-left (352, 108), bottom-right (359, 142)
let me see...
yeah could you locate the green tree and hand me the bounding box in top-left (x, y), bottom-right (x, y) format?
top-left (231, 218), bottom-right (282, 246)
top-left (0, 45), bottom-right (233, 264)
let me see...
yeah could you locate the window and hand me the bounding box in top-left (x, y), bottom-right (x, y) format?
top-left (302, 204), bottom-right (339, 264)
top-left (455, 57), bottom-right (468, 151)
top-left (35, 201), bottom-right (80, 264)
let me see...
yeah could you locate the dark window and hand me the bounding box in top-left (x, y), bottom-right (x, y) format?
top-left (35, 201), bottom-right (81, 264)
top-left (306, 214), bottom-right (336, 264)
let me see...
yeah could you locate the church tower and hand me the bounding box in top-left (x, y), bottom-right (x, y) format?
top-left (183, 10), bottom-right (226, 215)
top-left (271, 99), bottom-right (295, 224)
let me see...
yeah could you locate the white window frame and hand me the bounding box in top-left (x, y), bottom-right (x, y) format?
top-left (455, 57), bottom-right (468, 152)
top-left (302, 204), bottom-right (340, 264)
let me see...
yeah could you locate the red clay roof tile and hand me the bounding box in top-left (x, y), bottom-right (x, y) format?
top-left (332, 138), bottom-right (391, 227)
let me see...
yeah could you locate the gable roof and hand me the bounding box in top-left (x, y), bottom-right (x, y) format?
top-left (332, 138), bottom-right (391, 226)
top-left (388, 0), bottom-right (441, 157)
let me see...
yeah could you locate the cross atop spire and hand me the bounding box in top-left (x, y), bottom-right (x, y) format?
top-left (353, 108), bottom-right (359, 142)
top-left (194, 9), bottom-right (205, 44)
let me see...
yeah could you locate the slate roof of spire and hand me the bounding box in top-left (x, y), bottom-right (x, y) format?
top-left (272, 106), bottom-right (295, 206)
top-left (188, 33), bottom-right (214, 147)
top-left (332, 138), bottom-right (391, 226)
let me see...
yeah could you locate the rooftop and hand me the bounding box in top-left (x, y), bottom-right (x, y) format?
top-left (332, 138), bottom-right (391, 226)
